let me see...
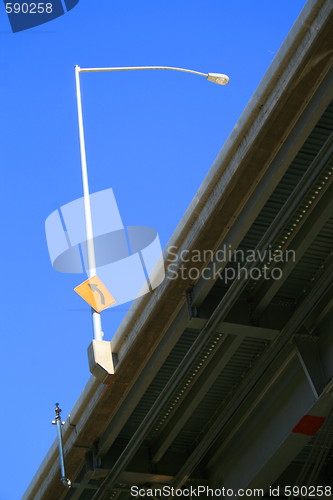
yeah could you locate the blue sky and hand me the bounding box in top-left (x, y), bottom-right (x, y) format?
top-left (0, 1), bottom-right (307, 498)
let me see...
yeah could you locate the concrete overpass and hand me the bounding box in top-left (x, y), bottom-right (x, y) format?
top-left (24, 0), bottom-right (333, 497)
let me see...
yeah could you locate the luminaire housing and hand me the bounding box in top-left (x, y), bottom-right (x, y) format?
top-left (206, 72), bottom-right (230, 85)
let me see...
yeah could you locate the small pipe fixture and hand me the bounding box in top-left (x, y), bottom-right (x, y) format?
top-left (52, 403), bottom-right (71, 488)
top-left (52, 404), bottom-right (99, 490)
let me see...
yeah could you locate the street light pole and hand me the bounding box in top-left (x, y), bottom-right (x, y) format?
top-left (75, 65), bottom-right (103, 341)
top-left (74, 64), bottom-right (229, 343)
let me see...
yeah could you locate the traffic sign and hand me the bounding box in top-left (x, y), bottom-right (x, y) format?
top-left (74, 276), bottom-right (116, 312)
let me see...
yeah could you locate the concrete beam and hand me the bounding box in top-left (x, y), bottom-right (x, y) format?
top-left (294, 335), bottom-right (327, 398)
top-left (189, 318), bottom-right (279, 340)
top-left (253, 147), bottom-right (333, 316)
top-left (207, 377), bottom-right (333, 496)
top-left (151, 334), bottom-right (243, 463)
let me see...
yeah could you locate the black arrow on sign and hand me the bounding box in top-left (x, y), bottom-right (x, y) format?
top-left (88, 283), bottom-right (105, 305)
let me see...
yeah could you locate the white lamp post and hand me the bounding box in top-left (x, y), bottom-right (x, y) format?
top-left (74, 65), bottom-right (229, 343)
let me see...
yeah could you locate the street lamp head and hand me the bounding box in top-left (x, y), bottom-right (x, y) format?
top-left (206, 73), bottom-right (229, 85)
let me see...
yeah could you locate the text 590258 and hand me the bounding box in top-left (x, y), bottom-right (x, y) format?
top-left (5, 3), bottom-right (53, 14)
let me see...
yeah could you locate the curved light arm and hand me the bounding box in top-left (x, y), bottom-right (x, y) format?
top-left (79, 65), bottom-right (207, 75)
top-left (77, 65), bottom-right (229, 85)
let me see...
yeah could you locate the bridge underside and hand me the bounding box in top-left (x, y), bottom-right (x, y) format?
top-left (65, 96), bottom-right (333, 500)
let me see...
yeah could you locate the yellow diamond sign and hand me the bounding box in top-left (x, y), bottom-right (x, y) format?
top-left (74, 275), bottom-right (116, 312)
